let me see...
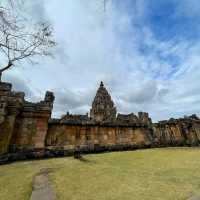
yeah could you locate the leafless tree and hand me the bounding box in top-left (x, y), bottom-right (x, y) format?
top-left (0, 1), bottom-right (55, 81)
top-left (104, 0), bottom-right (110, 12)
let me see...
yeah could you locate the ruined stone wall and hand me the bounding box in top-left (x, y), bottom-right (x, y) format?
top-left (10, 115), bottom-right (49, 151)
top-left (9, 92), bottom-right (54, 152)
top-left (153, 116), bottom-right (200, 146)
top-left (46, 123), bottom-right (153, 151)
top-left (1, 81), bottom-right (200, 164)
top-left (45, 114), bottom-right (200, 154)
top-left (0, 82), bottom-right (54, 155)
top-left (0, 83), bottom-right (24, 154)
top-left (0, 115), bottom-right (17, 154)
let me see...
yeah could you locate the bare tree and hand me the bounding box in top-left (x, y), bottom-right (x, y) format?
top-left (104, 0), bottom-right (109, 12)
top-left (0, 1), bottom-right (55, 81)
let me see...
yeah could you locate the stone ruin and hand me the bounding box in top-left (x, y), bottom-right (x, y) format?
top-left (90, 81), bottom-right (117, 122)
top-left (1, 81), bottom-right (200, 163)
top-left (0, 82), bottom-right (54, 156)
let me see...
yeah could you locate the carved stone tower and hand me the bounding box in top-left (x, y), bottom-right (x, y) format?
top-left (90, 81), bottom-right (117, 122)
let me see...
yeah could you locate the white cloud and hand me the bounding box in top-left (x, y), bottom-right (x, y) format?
top-left (2, 0), bottom-right (200, 122)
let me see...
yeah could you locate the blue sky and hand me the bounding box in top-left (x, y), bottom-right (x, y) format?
top-left (2, 0), bottom-right (200, 121)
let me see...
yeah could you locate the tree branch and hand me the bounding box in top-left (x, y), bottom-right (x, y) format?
top-left (0, 2), bottom-right (55, 81)
top-left (0, 61), bottom-right (13, 73)
top-left (0, 61), bottom-right (13, 82)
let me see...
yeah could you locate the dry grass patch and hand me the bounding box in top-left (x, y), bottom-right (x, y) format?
top-left (50, 148), bottom-right (200, 200)
top-left (1, 148), bottom-right (200, 200)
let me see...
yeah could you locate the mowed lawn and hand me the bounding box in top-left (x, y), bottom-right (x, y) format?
top-left (1, 148), bottom-right (200, 200)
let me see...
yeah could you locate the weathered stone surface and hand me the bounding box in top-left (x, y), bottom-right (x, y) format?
top-left (0, 82), bottom-right (24, 154)
top-left (60, 112), bottom-right (90, 124)
top-left (1, 80), bottom-right (200, 163)
top-left (46, 124), bottom-right (152, 150)
top-left (153, 115), bottom-right (200, 146)
top-left (90, 81), bottom-right (117, 122)
top-left (0, 81), bottom-right (54, 154)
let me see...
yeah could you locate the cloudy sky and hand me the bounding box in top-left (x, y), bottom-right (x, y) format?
top-left (2, 0), bottom-right (200, 122)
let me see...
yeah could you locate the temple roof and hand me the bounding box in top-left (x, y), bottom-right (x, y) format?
top-left (92, 82), bottom-right (114, 107)
top-left (90, 82), bottom-right (117, 121)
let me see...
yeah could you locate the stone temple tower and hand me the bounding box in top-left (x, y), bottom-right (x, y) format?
top-left (90, 81), bottom-right (117, 122)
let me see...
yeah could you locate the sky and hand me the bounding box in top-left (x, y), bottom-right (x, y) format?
top-left (2, 0), bottom-right (200, 122)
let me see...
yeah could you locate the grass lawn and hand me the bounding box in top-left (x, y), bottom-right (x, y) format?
top-left (1, 148), bottom-right (200, 200)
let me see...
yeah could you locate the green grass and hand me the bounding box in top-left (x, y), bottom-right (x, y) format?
top-left (1, 148), bottom-right (200, 200)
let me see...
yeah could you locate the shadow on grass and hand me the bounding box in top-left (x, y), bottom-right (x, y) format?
top-left (77, 157), bottom-right (97, 164)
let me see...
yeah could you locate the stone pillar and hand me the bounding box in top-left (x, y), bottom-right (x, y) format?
top-left (0, 82), bottom-right (24, 154)
top-left (0, 115), bottom-right (16, 154)
top-left (10, 91), bottom-right (55, 152)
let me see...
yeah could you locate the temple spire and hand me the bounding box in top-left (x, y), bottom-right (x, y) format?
top-left (90, 82), bottom-right (117, 122)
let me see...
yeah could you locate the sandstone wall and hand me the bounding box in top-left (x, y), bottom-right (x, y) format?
top-left (0, 83), bottom-right (24, 154)
top-left (1, 81), bottom-right (200, 164)
top-left (9, 93), bottom-right (54, 152)
top-left (45, 118), bottom-right (200, 153)
top-left (10, 117), bottom-right (49, 151)
top-left (0, 115), bottom-right (17, 154)
top-left (153, 116), bottom-right (200, 146)
top-left (0, 82), bottom-right (54, 155)
top-left (46, 124), bottom-right (153, 151)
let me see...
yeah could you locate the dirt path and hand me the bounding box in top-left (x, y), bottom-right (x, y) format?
top-left (30, 169), bottom-right (55, 200)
